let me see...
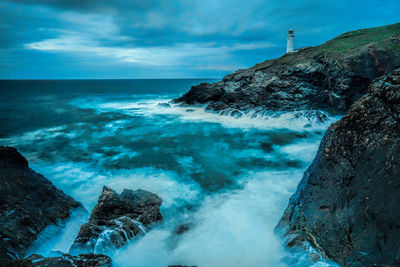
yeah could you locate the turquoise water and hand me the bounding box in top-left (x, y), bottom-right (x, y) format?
top-left (0, 79), bottom-right (338, 266)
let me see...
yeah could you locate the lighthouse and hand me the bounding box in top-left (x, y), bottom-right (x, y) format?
top-left (286, 29), bottom-right (295, 53)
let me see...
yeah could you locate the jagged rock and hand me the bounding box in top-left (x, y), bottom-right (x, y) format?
top-left (0, 146), bottom-right (82, 260)
top-left (277, 68), bottom-right (400, 266)
top-left (174, 23), bottom-right (400, 115)
top-left (69, 186), bottom-right (162, 255)
top-left (0, 253), bottom-right (112, 267)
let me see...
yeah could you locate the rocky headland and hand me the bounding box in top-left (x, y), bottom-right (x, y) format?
top-left (174, 23), bottom-right (400, 115)
top-left (277, 68), bottom-right (400, 266)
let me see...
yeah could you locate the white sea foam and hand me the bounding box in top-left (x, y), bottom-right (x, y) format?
top-left (31, 162), bottom-right (201, 212)
top-left (0, 125), bottom-right (81, 153)
top-left (114, 170), bottom-right (301, 267)
top-left (26, 207), bottom-right (89, 257)
top-left (155, 105), bottom-right (336, 132)
top-left (70, 97), bottom-right (339, 132)
top-left (113, 169), bottom-right (339, 267)
top-left (280, 139), bottom-right (323, 163)
top-left (6, 125), bottom-right (68, 142)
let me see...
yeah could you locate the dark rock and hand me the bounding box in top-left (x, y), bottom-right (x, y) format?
top-left (174, 223), bottom-right (192, 235)
top-left (277, 68), bottom-right (400, 266)
top-left (157, 102), bottom-right (171, 108)
top-left (0, 147), bottom-right (28, 168)
top-left (284, 233), bottom-right (308, 250)
top-left (309, 251), bottom-right (322, 263)
top-left (70, 186), bottom-right (162, 255)
top-left (172, 83), bottom-right (225, 105)
top-left (0, 253), bottom-right (112, 267)
top-left (174, 23), bottom-right (400, 115)
top-left (67, 253), bottom-right (111, 267)
top-left (0, 146), bottom-right (82, 260)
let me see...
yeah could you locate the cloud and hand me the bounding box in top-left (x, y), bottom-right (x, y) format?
top-left (25, 34), bottom-right (276, 67)
top-left (1, 0), bottom-right (399, 78)
top-left (4, 0), bottom-right (162, 13)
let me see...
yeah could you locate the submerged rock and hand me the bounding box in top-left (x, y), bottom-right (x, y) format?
top-left (0, 146), bottom-right (82, 260)
top-left (70, 186), bottom-right (162, 255)
top-left (0, 253), bottom-right (112, 267)
top-left (174, 23), bottom-right (400, 115)
top-left (157, 102), bottom-right (171, 108)
top-left (277, 68), bottom-right (400, 266)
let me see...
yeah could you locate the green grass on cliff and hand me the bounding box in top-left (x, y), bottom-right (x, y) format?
top-left (253, 22), bottom-right (400, 70)
top-left (316, 22), bottom-right (400, 53)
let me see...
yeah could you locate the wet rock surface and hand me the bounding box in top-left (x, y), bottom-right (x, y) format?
top-left (70, 186), bottom-right (163, 255)
top-left (174, 23), bottom-right (400, 115)
top-left (0, 146), bottom-right (82, 260)
top-left (277, 68), bottom-right (400, 266)
top-left (0, 253), bottom-right (112, 267)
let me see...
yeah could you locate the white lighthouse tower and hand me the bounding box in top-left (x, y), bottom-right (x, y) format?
top-left (286, 29), bottom-right (295, 53)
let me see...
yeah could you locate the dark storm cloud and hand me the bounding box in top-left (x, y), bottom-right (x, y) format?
top-left (0, 3), bottom-right (58, 49)
top-left (0, 0), bottom-right (399, 78)
top-left (5, 0), bottom-right (162, 13)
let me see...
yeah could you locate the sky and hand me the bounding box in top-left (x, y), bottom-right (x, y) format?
top-left (0, 0), bottom-right (399, 79)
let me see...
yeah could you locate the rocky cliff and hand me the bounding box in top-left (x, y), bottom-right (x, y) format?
top-left (277, 68), bottom-right (400, 266)
top-left (174, 23), bottom-right (400, 115)
top-left (0, 146), bottom-right (82, 260)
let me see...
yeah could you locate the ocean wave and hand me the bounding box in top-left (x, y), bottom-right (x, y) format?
top-left (69, 96), bottom-right (339, 132)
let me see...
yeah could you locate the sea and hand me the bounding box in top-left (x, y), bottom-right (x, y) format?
top-left (0, 79), bottom-right (340, 267)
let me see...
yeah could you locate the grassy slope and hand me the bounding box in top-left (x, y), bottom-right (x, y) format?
top-left (252, 22), bottom-right (400, 71)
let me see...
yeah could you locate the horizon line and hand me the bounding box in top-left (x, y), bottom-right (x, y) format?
top-left (0, 77), bottom-right (221, 81)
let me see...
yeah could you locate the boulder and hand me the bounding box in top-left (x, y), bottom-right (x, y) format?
top-left (0, 146), bottom-right (82, 260)
top-left (70, 186), bottom-right (162, 255)
top-left (277, 68), bottom-right (400, 266)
